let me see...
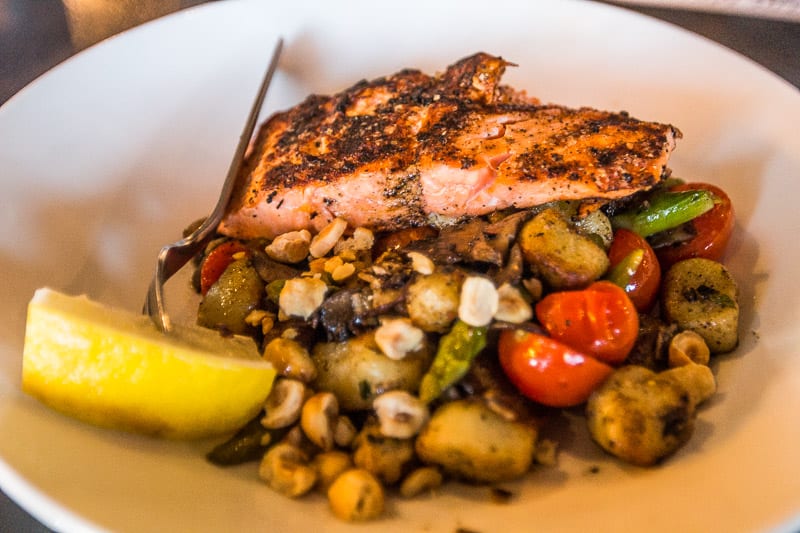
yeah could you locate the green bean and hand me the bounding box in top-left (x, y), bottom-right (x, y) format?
top-left (419, 320), bottom-right (487, 404)
top-left (611, 190), bottom-right (715, 237)
top-left (206, 414), bottom-right (287, 466)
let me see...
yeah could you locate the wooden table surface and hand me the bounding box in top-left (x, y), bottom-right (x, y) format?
top-left (0, 1), bottom-right (797, 531)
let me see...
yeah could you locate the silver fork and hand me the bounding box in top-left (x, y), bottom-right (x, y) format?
top-left (143, 38), bottom-right (284, 333)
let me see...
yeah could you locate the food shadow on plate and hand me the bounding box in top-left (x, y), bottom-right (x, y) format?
top-left (665, 90), bottom-right (785, 439)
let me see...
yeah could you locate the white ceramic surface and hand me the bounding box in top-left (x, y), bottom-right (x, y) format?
top-left (1, 1), bottom-right (799, 531)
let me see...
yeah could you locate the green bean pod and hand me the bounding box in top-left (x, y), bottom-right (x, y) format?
top-left (419, 320), bottom-right (488, 403)
top-left (611, 190), bottom-right (715, 237)
top-left (207, 415), bottom-right (288, 466)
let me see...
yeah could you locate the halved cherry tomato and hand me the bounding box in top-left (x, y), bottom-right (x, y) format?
top-left (535, 281), bottom-right (639, 365)
top-left (654, 182), bottom-right (734, 268)
top-left (498, 329), bottom-right (613, 407)
top-left (607, 228), bottom-right (661, 312)
top-left (199, 241), bottom-right (249, 295)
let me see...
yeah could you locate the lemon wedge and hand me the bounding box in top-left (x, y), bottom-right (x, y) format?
top-left (22, 288), bottom-right (275, 439)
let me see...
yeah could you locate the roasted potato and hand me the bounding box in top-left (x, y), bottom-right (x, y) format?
top-left (311, 332), bottom-right (432, 411)
top-left (405, 271), bottom-right (462, 333)
top-left (518, 207), bottom-right (609, 290)
top-left (662, 258), bottom-right (739, 353)
top-left (586, 365), bottom-right (701, 466)
top-left (415, 399), bottom-right (537, 483)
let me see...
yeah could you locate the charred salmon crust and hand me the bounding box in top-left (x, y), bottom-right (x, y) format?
top-left (218, 53), bottom-right (680, 240)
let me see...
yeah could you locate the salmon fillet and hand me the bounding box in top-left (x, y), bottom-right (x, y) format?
top-left (218, 53), bottom-right (680, 240)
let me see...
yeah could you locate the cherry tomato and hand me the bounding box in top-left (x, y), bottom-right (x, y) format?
top-left (199, 241), bottom-right (249, 295)
top-left (654, 182), bottom-right (734, 268)
top-left (498, 329), bottom-right (613, 407)
top-left (607, 228), bottom-right (661, 312)
top-left (535, 281), bottom-right (639, 365)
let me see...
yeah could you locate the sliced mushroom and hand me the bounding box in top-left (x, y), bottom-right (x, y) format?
top-left (668, 330), bottom-right (711, 367)
top-left (661, 363), bottom-right (716, 409)
top-left (665, 331), bottom-right (716, 408)
top-left (372, 390), bottom-right (429, 439)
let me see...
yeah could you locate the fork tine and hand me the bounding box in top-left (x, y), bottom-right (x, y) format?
top-left (144, 38), bottom-right (284, 332)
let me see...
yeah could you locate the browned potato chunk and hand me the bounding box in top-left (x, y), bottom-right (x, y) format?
top-left (405, 271), bottom-right (462, 333)
top-left (415, 399), bottom-right (537, 483)
top-left (662, 258), bottom-right (739, 353)
top-left (518, 208), bottom-right (609, 290)
top-left (586, 365), bottom-right (697, 466)
top-left (311, 332), bottom-right (432, 411)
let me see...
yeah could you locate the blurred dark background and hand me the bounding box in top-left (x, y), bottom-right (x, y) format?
top-left (1, 0), bottom-right (798, 108)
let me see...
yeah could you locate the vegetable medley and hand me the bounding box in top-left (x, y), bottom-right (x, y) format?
top-left (196, 179), bottom-right (738, 521)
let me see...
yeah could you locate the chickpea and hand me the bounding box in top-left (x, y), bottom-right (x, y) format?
top-left (262, 338), bottom-right (317, 383)
top-left (327, 469), bottom-right (385, 522)
top-left (312, 451), bottom-right (353, 491)
top-left (301, 392), bottom-right (338, 451)
top-left (399, 467), bottom-right (443, 498)
top-left (258, 443), bottom-right (317, 498)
